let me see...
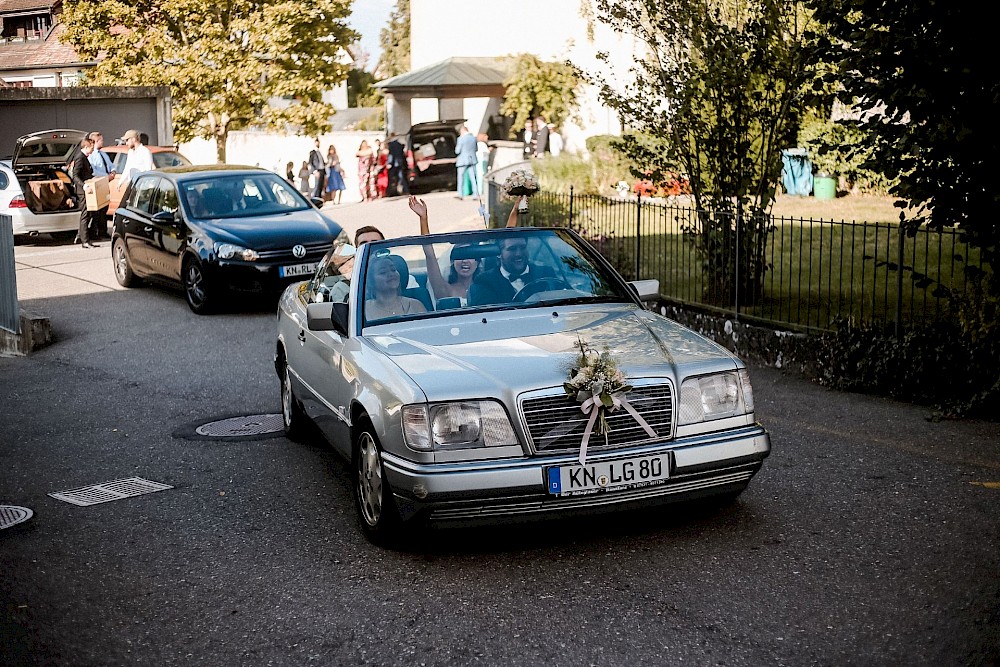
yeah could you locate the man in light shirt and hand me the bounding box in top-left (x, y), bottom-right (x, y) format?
top-left (118, 129), bottom-right (154, 188)
top-left (87, 131), bottom-right (116, 239)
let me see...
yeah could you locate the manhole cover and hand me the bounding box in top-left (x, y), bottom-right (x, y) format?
top-left (0, 505), bottom-right (34, 530)
top-left (194, 414), bottom-right (284, 438)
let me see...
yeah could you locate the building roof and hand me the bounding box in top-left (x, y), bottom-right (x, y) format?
top-left (0, 0), bottom-right (55, 16)
top-left (375, 57), bottom-right (511, 90)
top-left (0, 23), bottom-right (89, 71)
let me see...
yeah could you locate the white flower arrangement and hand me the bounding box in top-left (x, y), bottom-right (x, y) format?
top-left (563, 337), bottom-right (655, 464)
top-left (502, 169), bottom-right (540, 198)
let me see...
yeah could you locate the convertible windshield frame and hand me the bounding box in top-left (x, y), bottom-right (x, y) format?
top-left (356, 227), bottom-right (638, 329)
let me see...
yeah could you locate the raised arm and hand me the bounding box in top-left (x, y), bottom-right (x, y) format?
top-left (409, 195), bottom-right (449, 299)
top-left (505, 195), bottom-right (525, 227)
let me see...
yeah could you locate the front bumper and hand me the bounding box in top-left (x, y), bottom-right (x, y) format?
top-left (212, 260), bottom-right (317, 294)
top-left (383, 424), bottom-right (771, 526)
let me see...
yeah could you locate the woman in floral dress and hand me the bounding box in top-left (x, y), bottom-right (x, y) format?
top-left (355, 140), bottom-right (376, 201)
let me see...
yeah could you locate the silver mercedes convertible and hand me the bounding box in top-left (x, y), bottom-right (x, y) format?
top-left (275, 226), bottom-right (770, 545)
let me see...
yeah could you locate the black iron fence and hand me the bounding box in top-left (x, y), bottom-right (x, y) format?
top-left (488, 184), bottom-right (988, 332)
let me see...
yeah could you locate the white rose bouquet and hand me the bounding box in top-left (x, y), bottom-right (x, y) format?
top-left (502, 169), bottom-right (539, 212)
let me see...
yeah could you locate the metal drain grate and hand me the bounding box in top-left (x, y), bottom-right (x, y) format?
top-left (48, 477), bottom-right (173, 507)
top-left (195, 414), bottom-right (283, 437)
top-left (0, 506), bottom-right (33, 530)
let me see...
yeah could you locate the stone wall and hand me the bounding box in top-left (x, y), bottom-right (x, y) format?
top-left (651, 299), bottom-right (821, 376)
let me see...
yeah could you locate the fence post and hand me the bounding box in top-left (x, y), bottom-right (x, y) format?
top-left (635, 192), bottom-right (642, 280)
top-left (569, 185), bottom-right (574, 227)
top-left (734, 207), bottom-right (741, 320)
top-left (895, 223), bottom-right (905, 337)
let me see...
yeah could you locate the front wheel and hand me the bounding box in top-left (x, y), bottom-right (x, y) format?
top-left (112, 238), bottom-right (140, 287)
top-left (354, 424), bottom-right (403, 546)
top-left (183, 257), bottom-right (214, 314)
top-left (280, 358), bottom-right (308, 441)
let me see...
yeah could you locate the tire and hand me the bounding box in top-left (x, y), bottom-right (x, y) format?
top-left (112, 238), bottom-right (140, 287)
top-left (353, 422), bottom-right (403, 546)
top-left (183, 257), bottom-right (214, 314)
top-left (280, 358), bottom-right (308, 441)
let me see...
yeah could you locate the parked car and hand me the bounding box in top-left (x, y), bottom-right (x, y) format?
top-left (111, 165), bottom-right (344, 314)
top-left (102, 144), bottom-right (192, 216)
top-left (276, 227), bottom-right (771, 545)
top-left (405, 119), bottom-right (464, 193)
top-left (3, 129), bottom-right (87, 240)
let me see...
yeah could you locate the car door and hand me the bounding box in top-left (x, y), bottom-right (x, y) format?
top-left (114, 175), bottom-right (160, 275)
top-left (143, 179), bottom-right (185, 280)
top-left (287, 245), bottom-right (356, 449)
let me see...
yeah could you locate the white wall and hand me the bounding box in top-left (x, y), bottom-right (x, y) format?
top-left (409, 0), bottom-right (636, 149)
top-left (179, 130), bottom-right (386, 203)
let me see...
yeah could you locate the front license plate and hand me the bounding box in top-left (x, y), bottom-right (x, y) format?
top-left (547, 453), bottom-right (670, 497)
top-left (279, 262), bottom-right (317, 278)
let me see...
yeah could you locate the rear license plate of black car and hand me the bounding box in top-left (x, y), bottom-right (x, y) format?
top-left (546, 453), bottom-right (670, 497)
top-left (279, 262), bottom-right (317, 278)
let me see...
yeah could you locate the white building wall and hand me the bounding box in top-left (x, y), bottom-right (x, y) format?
top-left (410, 0), bottom-right (637, 150)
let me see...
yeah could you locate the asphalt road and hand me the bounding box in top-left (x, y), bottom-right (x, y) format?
top-left (2, 200), bottom-right (998, 666)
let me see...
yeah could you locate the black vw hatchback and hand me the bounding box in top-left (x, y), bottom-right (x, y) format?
top-left (111, 165), bottom-right (345, 314)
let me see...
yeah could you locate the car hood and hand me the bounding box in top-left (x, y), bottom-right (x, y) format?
top-left (202, 211), bottom-right (341, 251)
top-left (11, 129), bottom-right (87, 170)
top-left (365, 306), bottom-right (739, 401)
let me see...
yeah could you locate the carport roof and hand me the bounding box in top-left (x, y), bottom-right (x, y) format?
top-left (375, 57), bottom-right (511, 90)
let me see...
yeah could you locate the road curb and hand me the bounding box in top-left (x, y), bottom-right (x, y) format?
top-left (0, 308), bottom-right (53, 357)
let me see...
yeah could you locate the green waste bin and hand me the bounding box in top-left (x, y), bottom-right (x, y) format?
top-left (813, 173), bottom-right (837, 200)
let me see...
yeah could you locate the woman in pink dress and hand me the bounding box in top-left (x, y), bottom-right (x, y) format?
top-left (356, 140), bottom-right (376, 201)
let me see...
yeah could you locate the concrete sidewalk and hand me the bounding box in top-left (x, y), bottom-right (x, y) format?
top-left (319, 190), bottom-right (489, 240)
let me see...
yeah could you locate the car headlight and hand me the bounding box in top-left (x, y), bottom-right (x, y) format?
top-left (215, 242), bottom-right (259, 261)
top-left (677, 370), bottom-right (754, 425)
top-left (402, 400), bottom-right (518, 451)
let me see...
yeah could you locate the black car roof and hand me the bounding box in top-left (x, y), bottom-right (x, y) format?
top-left (153, 165), bottom-right (269, 180)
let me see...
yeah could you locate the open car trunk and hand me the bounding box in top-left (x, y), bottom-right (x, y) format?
top-left (12, 129), bottom-right (87, 215)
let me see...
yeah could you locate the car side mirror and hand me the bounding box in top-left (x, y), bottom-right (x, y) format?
top-left (152, 210), bottom-right (175, 224)
top-left (306, 301), bottom-right (349, 335)
top-left (628, 279), bottom-right (660, 303)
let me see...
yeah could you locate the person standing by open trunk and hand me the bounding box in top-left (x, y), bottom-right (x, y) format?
top-left (69, 137), bottom-right (98, 248)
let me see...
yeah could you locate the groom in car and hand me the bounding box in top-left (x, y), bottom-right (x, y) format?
top-left (468, 236), bottom-right (555, 305)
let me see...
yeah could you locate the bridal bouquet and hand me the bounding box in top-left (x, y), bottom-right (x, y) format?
top-left (502, 169), bottom-right (539, 198)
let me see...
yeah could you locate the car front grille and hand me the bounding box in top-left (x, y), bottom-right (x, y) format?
top-left (255, 241), bottom-right (332, 262)
top-left (521, 382), bottom-right (673, 454)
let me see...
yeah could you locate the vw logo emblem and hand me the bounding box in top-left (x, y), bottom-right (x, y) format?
top-left (292, 244), bottom-right (306, 259)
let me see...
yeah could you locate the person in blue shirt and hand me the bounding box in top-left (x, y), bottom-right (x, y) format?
top-left (454, 125), bottom-right (478, 200)
top-left (86, 131), bottom-right (116, 240)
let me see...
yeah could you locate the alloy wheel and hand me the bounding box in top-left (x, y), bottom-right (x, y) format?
top-left (357, 432), bottom-right (383, 527)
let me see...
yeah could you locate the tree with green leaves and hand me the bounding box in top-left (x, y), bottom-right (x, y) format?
top-left (590, 0), bottom-right (822, 305)
top-left (808, 0), bottom-right (998, 282)
top-left (375, 0), bottom-right (409, 79)
top-left (500, 53), bottom-right (582, 137)
top-left (60, 0), bottom-right (357, 163)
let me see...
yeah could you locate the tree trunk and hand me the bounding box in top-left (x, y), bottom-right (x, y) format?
top-left (215, 130), bottom-right (227, 164)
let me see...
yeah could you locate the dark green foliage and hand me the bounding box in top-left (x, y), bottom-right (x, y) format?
top-left (807, 0), bottom-right (999, 277)
top-left (812, 311), bottom-right (1000, 419)
top-left (348, 69), bottom-right (382, 108)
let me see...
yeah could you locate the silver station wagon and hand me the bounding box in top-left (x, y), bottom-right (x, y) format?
top-left (275, 227), bottom-right (770, 545)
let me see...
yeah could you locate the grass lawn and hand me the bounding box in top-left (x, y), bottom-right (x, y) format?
top-left (770, 193), bottom-right (910, 224)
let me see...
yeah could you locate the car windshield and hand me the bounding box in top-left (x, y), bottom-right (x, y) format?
top-left (180, 172), bottom-right (310, 219)
top-left (359, 228), bottom-right (633, 326)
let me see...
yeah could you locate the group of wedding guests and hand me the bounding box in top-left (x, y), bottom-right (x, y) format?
top-left (355, 135), bottom-right (409, 202)
top-left (287, 141), bottom-right (347, 205)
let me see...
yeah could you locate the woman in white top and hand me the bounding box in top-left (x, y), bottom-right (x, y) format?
top-left (364, 254), bottom-right (427, 321)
